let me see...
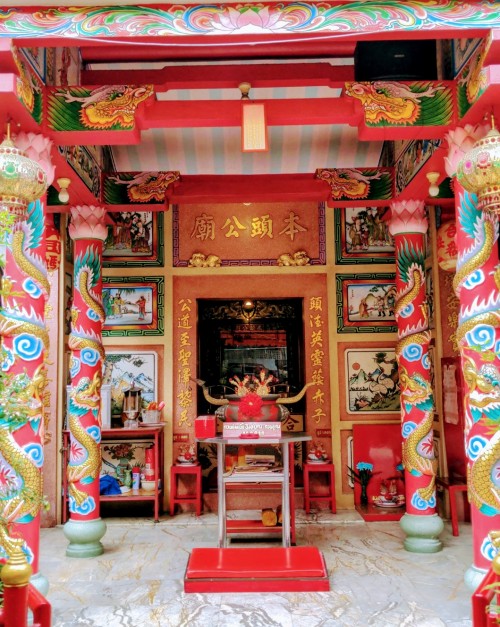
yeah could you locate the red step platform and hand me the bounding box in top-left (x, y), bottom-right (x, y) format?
top-left (184, 546), bottom-right (329, 593)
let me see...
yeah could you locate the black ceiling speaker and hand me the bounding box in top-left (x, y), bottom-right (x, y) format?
top-left (354, 40), bottom-right (438, 81)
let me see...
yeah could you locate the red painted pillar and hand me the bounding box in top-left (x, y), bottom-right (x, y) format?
top-left (1, 200), bottom-right (47, 581)
top-left (63, 205), bottom-right (107, 557)
top-left (445, 123), bottom-right (500, 591)
top-left (0, 131), bottom-right (53, 594)
top-left (389, 200), bottom-right (443, 553)
top-left (453, 180), bottom-right (500, 582)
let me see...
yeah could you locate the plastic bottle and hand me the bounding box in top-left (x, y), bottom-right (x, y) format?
top-left (132, 466), bottom-right (141, 489)
top-left (145, 446), bottom-right (156, 480)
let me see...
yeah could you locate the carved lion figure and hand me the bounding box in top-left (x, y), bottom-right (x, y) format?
top-left (277, 250), bottom-right (310, 266)
top-left (188, 253), bottom-right (222, 267)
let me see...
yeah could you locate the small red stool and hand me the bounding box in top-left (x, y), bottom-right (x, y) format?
top-left (436, 476), bottom-right (469, 536)
top-left (170, 464), bottom-right (203, 516)
top-left (303, 462), bottom-right (336, 514)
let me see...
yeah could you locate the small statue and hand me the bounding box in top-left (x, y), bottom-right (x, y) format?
top-left (188, 252), bottom-right (221, 267)
top-left (277, 250), bottom-right (310, 266)
top-left (178, 443), bottom-right (197, 463)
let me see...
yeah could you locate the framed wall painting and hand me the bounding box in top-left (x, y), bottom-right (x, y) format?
top-left (103, 351), bottom-right (158, 419)
top-left (103, 211), bottom-right (164, 268)
top-left (452, 38), bottom-right (482, 75)
top-left (442, 358), bottom-right (461, 427)
top-left (21, 47), bottom-right (46, 81)
top-left (338, 342), bottom-right (400, 420)
top-left (334, 207), bottom-right (395, 265)
top-left (336, 273), bottom-right (397, 333)
top-left (102, 441), bottom-right (151, 478)
top-left (428, 343), bottom-right (436, 398)
top-left (426, 266), bottom-right (435, 330)
top-left (394, 138), bottom-right (441, 196)
top-left (433, 431), bottom-right (442, 476)
top-left (64, 215), bottom-right (74, 263)
top-left (64, 272), bottom-right (73, 336)
top-left (60, 144), bottom-right (101, 198)
top-left (102, 276), bottom-right (164, 337)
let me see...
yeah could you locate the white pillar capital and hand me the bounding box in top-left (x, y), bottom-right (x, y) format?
top-left (389, 200), bottom-right (427, 236)
top-left (69, 205), bottom-right (108, 241)
top-left (444, 123), bottom-right (489, 178)
top-left (14, 131), bottom-right (55, 187)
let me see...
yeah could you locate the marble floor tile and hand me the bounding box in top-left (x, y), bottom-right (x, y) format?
top-left (39, 511), bottom-right (474, 627)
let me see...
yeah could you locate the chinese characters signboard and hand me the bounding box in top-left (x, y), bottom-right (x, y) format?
top-left (174, 202), bottom-right (325, 266)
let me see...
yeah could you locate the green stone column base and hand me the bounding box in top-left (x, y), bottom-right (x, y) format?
top-left (399, 512), bottom-right (444, 553)
top-left (464, 564), bottom-right (487, 593)
top-left (30, 571), bottom-right (49, 596)
top-left (63, 517), bottom-right (107, 558)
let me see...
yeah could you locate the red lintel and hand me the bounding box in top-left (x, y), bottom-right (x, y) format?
top-left (167, 174), bottom-right (331, 204)
top-left (81, 62), bottom-right (355, 90)
top-left (142, 97), bottom-right (357, 129)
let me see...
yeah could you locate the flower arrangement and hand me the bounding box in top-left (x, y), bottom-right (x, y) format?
top-left (347, 461), bottom-right (374, 505)
top-left (104, 443), bottom-right (137, 461)
top-left (348, 461), bottom-right (373, 484)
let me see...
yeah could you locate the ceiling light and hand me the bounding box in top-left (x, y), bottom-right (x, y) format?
top-left (57, 177), bottom-right (71, 204)
top-left (239, 82), bottom-right (268, 153)
top-left (241, 299), bottom-right (256, 321)
top-left (426, 172), bottom-right (440, 197)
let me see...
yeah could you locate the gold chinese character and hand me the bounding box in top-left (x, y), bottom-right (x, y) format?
top-left (251, 215), bottom-right (273, 238)
top-left (311, 369), bottom-right (325, 386)
top-left (179, 298), bottom-right (192, 311)
top-left (178, 408), bottom-right (191, 428)
top-left (178, 349), bottom-right (192, 367)
top-left (177, 314), bottom-right (192, 329)
top-left (312, 408), bottom-right (327, 424)
top-left (311, 349), bottom-right (324, 367)
top-left (311, 330), bottom-right (323, 348)
top-left (312, 389), bottom-right (325, 405)
top-left (177, 388), bottom-right (193, 408)
top-left (309, 314), bottom-right (323, 328)
top-left (178, 367), bottom-right (191, 385)
top-left (191, 213), bottom-right (216, 241)
top-left (278, 211), bottom-right (307, 241)
top-left (222, 216), bottom-right (247, 238)
top-left (179, 332), bottom-right (191, 347)
top-left (309, 297), bottom-right (322, 311)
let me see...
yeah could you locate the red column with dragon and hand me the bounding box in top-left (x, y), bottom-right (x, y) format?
top-left (63, 205), bottom-right (107, 557)
top-left (389, 200), bottom-right (443, 553)
top-left (447, 123), bottom-right (500, 590)
top-left (0, 131), bottom-right (53, 593)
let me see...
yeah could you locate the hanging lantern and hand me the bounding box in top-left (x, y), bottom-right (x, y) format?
top-left (456, 119), bottom-right (500, 214)
top-left (0, 125), bottom-right (47, 218)
top-left (436, 220), bottom-right (457, 272)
